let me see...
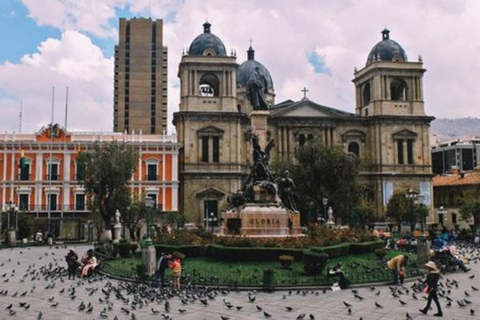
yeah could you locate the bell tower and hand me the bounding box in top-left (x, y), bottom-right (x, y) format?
top-left (353, 29), bottom-right (426, 117)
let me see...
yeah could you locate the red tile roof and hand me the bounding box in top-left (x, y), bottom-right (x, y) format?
top-left (433, 172), bottom-right (480, 187)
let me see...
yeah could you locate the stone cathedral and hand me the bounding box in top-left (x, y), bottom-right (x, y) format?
top-left (173, 23), bottom-right (434, 227)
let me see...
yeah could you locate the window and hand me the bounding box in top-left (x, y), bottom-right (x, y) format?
top-left (76, 162), bottom-right (85, 181)
top-left (20, 164), bottom-right (30, 181)
top-left (348, 142), bottom-right (360, 157)
top-left (299, 134), bottom-right (306, 147)
top-left (362, 83), bottom-right (371, 106)
top-left (75, 194), bottom-right (85, 211)
top-left (452, 213), bottom-right (457, 224)
top-left (407, 139), bottom-right (414, 164)
top-left (48, 163), bottom-right (58, 180)
top-left (147, 164), bottom-right (157, 181)
top-left (49, 194), bottom-right (57, 211)
top-left (19, 194), bottom-right (29, 211)
top-left (202, 136), bottom-right (209, 162)
top-left (390, 78), bottom-right (407, 101)
top-left (397, 139), bottom-right (404, 164)
top-left (212, 137), bottom-right (219, 163)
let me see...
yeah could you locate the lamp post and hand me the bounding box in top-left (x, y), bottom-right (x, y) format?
top-left (416, 194), bottom-right (426, 241)
top-left (7, 201), bottom-right (18, 245)
top-left (144, 197), bottom-right (154, 247)
top-left (438, 206), bottom-right (447, 228)
top-left (405, 189), bottom-right (418, 233)
top-left (322, 197), bottom-right (328, 225)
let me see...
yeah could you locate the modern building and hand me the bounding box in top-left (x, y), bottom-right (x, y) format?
top-left (432, 167), bottom-right (479, 229)
top-left (114, 18), bottom-right (168, 134)
top-left (173, 23), bottom-right (434, 226)
top-left (432, 138), bottom-right (480, 174)
top-left (0, 125), bottom-right (180, 241)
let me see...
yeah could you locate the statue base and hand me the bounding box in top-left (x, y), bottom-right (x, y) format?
top-left (220, 204), bottom-right (302, 237)
top-left (249, 110), bottom-right (270, 149)
top-left (113, 225), bottom-right (122, 244)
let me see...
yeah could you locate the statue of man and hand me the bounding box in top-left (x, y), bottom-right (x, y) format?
top-left (246, 67), bottom-right (268, 110)
top-left (278, 170), bottom-right (298, 211)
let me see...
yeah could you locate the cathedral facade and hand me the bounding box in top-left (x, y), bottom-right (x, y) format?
top-left (173, 23), bottom-right (434, 227)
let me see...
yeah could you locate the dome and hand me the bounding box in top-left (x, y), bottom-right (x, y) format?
top-left (188, 22), bottom-right (227, 56)
top-left (237, 46), bottom-right (274, 90)
top-left (366, 29), bottom-right (408, 65)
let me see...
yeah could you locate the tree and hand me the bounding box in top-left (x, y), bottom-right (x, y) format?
top-left (78, 141), bottom-right (138, 236)
top-left (123, 195), bottom-right (146, 242)
top-left (273, 142), bottom-right (361, 225)
top-left (385, 192), bottom-right (409, 232)
top-left (459, 188), bottom-right (480, 229)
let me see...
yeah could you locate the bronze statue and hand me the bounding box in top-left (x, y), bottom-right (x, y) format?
top-left (246, 67), bottom-right (268, 110)
top-left (278, 170), bottom-right (298, 211)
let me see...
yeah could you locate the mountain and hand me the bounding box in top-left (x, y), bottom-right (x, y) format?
top-left (430, 118), bottom-right (480, 143)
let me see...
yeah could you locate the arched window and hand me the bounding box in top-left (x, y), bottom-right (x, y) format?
top-left (348, 141), bottom-right (360, 157)
top-left (390, 78), bottom-right (407, 101)
top-left (199, 73), bottom-right (219, 97)
top-left (298, 134), bottom-right (306, 147)
top-left (362, 83), bottom-right (371, 106)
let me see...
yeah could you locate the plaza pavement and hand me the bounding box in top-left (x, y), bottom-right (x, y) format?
top-left (0, 244), bottom-right (479, 320)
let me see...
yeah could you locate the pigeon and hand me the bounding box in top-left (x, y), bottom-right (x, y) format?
top-left (406, 312), bottom-right (413, 320)
top-left (220, 317), bottom-right (230, 320)
top-left (343, 301), bottom-right (352, 307)
top-left (446, 301), bottom-right (452, 307)
top-left (399, 299), bottom-right (407, 306)
top-left (286, 306), bottom-right (293, 311)
top-left (263, 311), bottom-right (272, 318)
top-left (257, 306), bottom-right (263, 311)
top-left (309, 314), bottom-right (315, 320)
top-left (179, 309), bottom-right (187, 314)
top-left (470, 309), bottom-right (475, 316)
top-left (152, 308), bottom-right (160, 315)
top-left (297, 314), bottom-right (305, 319)
top-left (37, 312), bottom-right (43, 320)
top-left (375, 302), bottom-right (383, 308)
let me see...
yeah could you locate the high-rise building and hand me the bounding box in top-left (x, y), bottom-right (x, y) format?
top-left (114, 18), bottom-right (168, 134)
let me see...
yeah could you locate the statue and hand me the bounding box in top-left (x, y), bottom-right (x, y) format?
top-left (250, 133), bottom-right (275, 183)
top-left (227, 190), bottom-right (248, 210)
top-left (114, 209), bottom-right (121, 226)
top-left (278, 170), bottom-right (298, 211)
top-left (246, 66), bottom-right (268, 110)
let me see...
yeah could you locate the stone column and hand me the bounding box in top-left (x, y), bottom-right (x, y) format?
top-left (113, 225), bottom-right (122, 244)
top-left (249, 110), bottom-right (270, 149)
top-left (8, 230), bottom-right (17, 246)
top-left (142, 245), bottom-right (156, 277)
top-left (417, 240), bottom-right (431, 269)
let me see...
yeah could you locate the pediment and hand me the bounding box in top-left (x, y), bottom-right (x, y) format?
top-left (341, 129), bottom-right (366, 142)
top-left (280, 105), bottom-right (333, 117)
top-left (196, 188), bottom-right (225, 199)
top-left (392, 129), bottom-right (418, 140)
top-left (197, 126), bottom-right (224, 137)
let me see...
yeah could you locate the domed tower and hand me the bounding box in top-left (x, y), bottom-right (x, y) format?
top-left (173, 22), bottom-right (248, 227)
top-left (352, 28), bottom-right (434, 221)
top-left (236, 45), bottom-right (275, 113)
top-left (353, 28), bottom-right (425, 117)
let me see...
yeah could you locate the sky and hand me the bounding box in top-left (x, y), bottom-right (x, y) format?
top-left (0, 0), bottom-right (479, 135)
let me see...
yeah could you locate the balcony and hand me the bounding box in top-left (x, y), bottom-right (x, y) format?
top-left (45, 174), bottom-right (59, 181)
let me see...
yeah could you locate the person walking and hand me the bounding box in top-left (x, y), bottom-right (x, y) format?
top-left (65, 248), bottom-right (79, 280)
top-left (155, 252), bottom-right (171, 288)
top-left (387, 254), bottom-right (408, 286)
top-left (169, 253), bottom-right (182, 291)
top-left (419, 261), bottom-right (442, 317)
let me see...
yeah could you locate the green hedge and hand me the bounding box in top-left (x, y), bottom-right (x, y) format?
top-left (349, 240), bottom-right (384, 254)
top-left (206, 244), bottom-right (304, 262)
top-left (311, 243), bottom-right (350, 258)
top-left (303, 250), bottom-right (329, 275)
top-left (154, 245), bottom-right (203, 258)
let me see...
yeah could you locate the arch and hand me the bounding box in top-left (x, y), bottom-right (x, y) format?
top-left (298, 134), bottom-right (306, 147)
top-left (362, 82), bottom-right (371, 106)
top-left (199, 73), bottom-right (220, 97)
top-left (348, 141), bottom-right (360, 157)
top-left (390, 78), bottom-right (407, 101)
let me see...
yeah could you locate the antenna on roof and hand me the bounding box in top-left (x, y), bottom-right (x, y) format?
top-left (18, 99), bottom-right (23, 134)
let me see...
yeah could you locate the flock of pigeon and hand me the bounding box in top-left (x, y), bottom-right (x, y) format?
top-left (0, 242), bottom-right (480, 319)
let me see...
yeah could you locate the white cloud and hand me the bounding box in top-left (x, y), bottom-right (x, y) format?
top-left (3, 0), bottom-right (480, 134)
top-left (0, 30), bottom-right (113, 133)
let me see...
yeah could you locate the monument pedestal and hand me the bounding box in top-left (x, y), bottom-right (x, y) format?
top-left (8, 230), bottom-right (17, 246)
top-left (113, 225), bottom-right (122, 244)
top-left (249, 110), bottom-right (269, 148)
top-left (142, 245), bottom-right (156, 277)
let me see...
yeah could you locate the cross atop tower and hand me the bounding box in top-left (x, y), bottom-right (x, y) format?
top-left (249, 39), bottom-right (253, 47)
top-left (301, 87), bottom-right (309, 99)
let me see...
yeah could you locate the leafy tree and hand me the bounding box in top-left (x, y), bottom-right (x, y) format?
top-left (78, 141), bottom-right (138, 236)
top-left (352, 197), bottom-right (376, 228)
top-left (273, 142), bottom-right (361, 225)
top-left (385, 192), bottom-right (409, 232)
top-left (459, 188), bottom-right (480, 229)
top-left (17, 211), bottom-right (35, 239)
top-left (123, 194), bottom-right (146, 242)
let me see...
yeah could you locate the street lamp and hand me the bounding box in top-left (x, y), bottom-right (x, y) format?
top-left (417, 194), bottom-right (426, 241)
top-left (438, 206), bottom-right (447, 228)
top-left (322, 197), bottom-right (328, 224)
top-left (144, 197), bottom-right (154, 247)
top-left (6, 201), bottom-right (18, 244)
top-left (405, 189), bottom-right (418, 233)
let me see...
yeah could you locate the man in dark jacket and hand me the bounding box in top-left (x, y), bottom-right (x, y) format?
top-left (155, 252), bottom-right (171, 288)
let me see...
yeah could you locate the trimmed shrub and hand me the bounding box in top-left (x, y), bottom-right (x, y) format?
top-left (349, 240), bottom-right (384, 254)
top-left (303, 250), bottom-right (329, 275)
top-left (206, 245), bottom-right (304, 262)
top-left (374, 248), bottom-right (387, 260)
top-left (278, 255), bottom-right (294, 269)
top-left (118, 241), bottom-right (131, 258)
top-left (311, 243), bottom-right (350, 258)
top-left (154, 245), bottom-right (203, 258)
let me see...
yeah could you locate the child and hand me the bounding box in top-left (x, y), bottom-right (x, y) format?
top-left (65, 248), bottom-right (79, 280)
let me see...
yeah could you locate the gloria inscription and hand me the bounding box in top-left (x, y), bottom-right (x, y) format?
top-left (247, 218), bottom-right (281, 228)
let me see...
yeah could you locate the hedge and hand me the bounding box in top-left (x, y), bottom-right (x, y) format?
top-left (349, 240), bottom-right (384, 254)
top-left (205, 245), bottom-right (304, 262)
top-left (154, 245), bottom-right (203, 258)
top-left (311, 243), bottom-right (350, 258)
top-left (303, 250), bottom-right (329, 275)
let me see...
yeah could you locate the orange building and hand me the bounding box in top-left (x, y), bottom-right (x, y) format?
top-left (0, 125), bottom-right (180, 240)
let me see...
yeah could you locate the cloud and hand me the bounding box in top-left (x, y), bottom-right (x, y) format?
top-left (0, 30), bottom-right (113, 133)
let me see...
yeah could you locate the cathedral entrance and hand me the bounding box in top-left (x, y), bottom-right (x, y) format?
top-left (203, 200), bottom-right (218, 229)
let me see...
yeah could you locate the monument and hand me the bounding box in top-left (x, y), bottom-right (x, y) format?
top-left (113, 209), bottom-right (122, 244)
top-left (220, 109), bottom-right (302, 237)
